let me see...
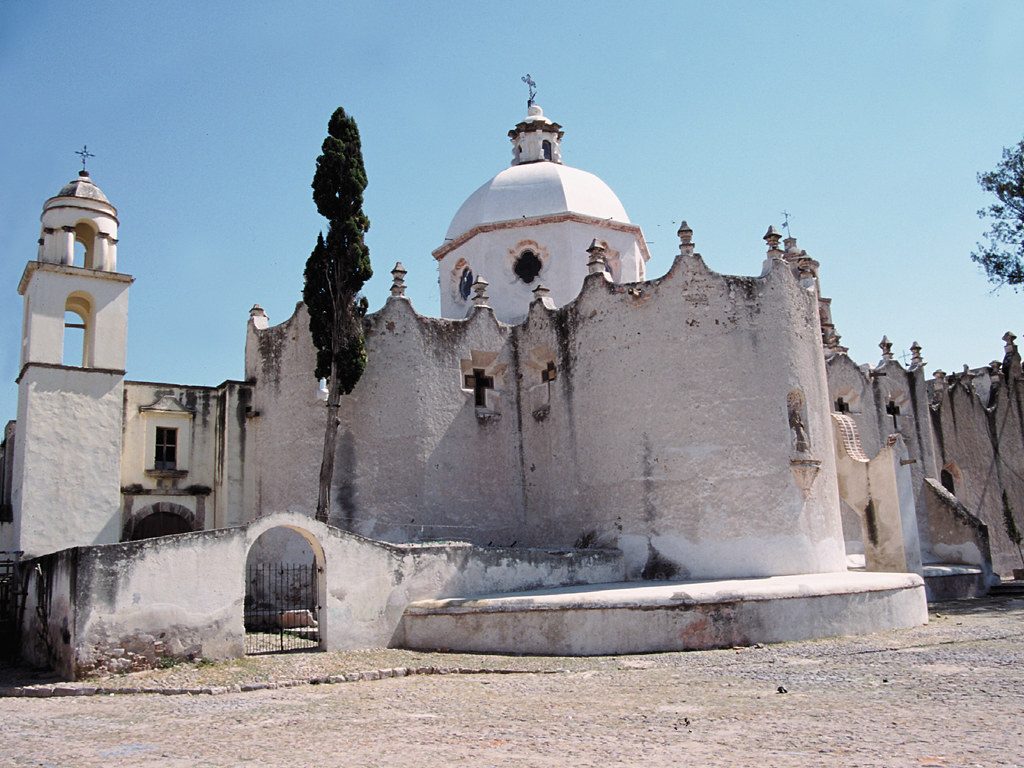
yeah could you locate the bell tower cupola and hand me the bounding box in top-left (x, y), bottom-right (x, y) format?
top-left (38, 170), bottom-right (120, 271)
top-left (509, 105), bottom-right (564, 165)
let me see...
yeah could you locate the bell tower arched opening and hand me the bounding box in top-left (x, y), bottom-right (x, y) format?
top-left (62, 292), bottom-right (93, 367)
top-left (74, 220), bottom-right (98, 269)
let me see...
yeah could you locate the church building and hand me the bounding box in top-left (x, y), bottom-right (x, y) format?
top-left (0, 103), bottom-right (1019, 678)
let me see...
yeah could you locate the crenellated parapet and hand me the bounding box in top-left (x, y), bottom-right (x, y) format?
top-left (245, 224), bottom-right (846, 582)
top-left (927, 331), bottom-right (1022, 410)
top-left (919, 331), bottom-right (1024, 575)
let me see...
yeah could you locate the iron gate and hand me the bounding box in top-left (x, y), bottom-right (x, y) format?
top-left (244, 562), bottom-right (320, 654)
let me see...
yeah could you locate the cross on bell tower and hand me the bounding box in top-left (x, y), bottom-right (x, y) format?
top-left (75, 145), bottom-right (95, 172)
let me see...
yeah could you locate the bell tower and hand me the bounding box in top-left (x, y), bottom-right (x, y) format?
top-left (4, 170), bottom-right (132, 557)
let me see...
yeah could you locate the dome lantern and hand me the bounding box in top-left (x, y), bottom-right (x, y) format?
top-left (508, 104), bottom-right (564, 165)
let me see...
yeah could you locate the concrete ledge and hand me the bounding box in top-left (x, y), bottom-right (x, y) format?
top-left (401, 572), bottom-right (928, 655)
top-left (923, 564), bottom-right (988, 601)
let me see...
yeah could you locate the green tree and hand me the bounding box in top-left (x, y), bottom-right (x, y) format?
top-left (303, 107), bottom-right (373, 523)
top-left (971, 137), bottom-right (1024, 290)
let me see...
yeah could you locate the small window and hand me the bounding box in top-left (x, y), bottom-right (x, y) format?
top-left (940, 469), bottom-right (955, 495)
top-left (542, 140), bottom-right (552, 161)
top-left (459, 266), bottom-right (474, 300)
top-left (154, 427), bottom-right (178, 470)
top-left (514, 250), bottom-right (542, 283)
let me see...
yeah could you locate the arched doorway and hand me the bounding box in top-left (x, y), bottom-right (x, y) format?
top-left (124, 502), bottom-right (197, 541)
top-left (244, 526), bottom-right (325, 654)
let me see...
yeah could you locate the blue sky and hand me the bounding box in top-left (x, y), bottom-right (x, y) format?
top-left (1, 1), bottom-right (1023, 421)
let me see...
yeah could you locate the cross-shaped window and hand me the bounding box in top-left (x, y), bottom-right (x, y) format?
top-left (541, 361), bottom-right (557, 383)
top-left (835, 397), bottom-right (850, 413)
top-left (886, 400), bottom-right (901, 431)
top-left (464, 368), bottom-right (494, 408)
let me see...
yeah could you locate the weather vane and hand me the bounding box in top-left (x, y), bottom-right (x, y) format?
top-left (781, 210), bottom-right (793, 238)
top-left (75, 145), bottom-right (95, 172)
top-left (522, 74), bottom-right (537, 109)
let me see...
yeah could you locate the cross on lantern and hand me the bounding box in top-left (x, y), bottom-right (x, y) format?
top-left (886, 400), bottom-right (901, 431)
top-left (464, 368), bottom-right (494, 408)
top-left (522, 74), bottom-right (537, 108)
top-left (541, 361), bottom-right (557, 383)
top-left (781, 210), bottom-right (792, 238)
top-left (75, 145), bottom-right (95, 171)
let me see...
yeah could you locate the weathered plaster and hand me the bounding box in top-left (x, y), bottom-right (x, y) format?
top-left (17, 512), bottom-right (624, 679)
top-left (245, 250), bottom-right (847, 581)
top-left (832, 415), bottom-right (922, 574)
top-left (402, 571), bottom-right (928, 655)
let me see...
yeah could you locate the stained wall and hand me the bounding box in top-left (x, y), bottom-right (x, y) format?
top-left (247, 251), bottom-right (848, 580)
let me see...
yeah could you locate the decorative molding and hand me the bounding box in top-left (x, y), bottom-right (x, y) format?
top-left (789, 459), bottom-right (821, 498)
top-left (16, 362), bottom-right (125, 384)
top-left (139, 395), bottom-right (194, 415)
top-left (432, 212), bottom-right (651, 264)
top-left (19, 261), bottom-right (133, 294)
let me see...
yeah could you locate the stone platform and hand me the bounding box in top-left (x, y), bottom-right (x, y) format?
top-left (401, 571), bottom-right (928, 655)
top-left (922, 563), bottom-right (990, 601)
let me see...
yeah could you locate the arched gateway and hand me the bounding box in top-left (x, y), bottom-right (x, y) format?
top-left (243, 524), bottom-right (326, 654)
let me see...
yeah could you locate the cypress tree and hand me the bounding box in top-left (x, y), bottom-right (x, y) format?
top-left (303, 107), bottom-right (372, 523)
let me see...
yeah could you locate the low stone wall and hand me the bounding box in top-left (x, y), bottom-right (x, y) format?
top-left (16, 512), bottom-right (624, 679)
top-left (401, 572), bottom-right (928, 655)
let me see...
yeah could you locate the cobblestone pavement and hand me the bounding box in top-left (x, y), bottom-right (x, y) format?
top-left (1, 598), bottom-right (1022, 767)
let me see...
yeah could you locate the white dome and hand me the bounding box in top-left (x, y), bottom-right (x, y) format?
top-left (445, 162), bottom-right (631, 241)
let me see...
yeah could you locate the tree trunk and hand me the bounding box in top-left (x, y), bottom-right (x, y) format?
top-left (315, 360), bottom-right (342, 523)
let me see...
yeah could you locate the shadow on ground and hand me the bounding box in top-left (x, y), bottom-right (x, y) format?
top-left (930, 595), bottom-right (1024, 617)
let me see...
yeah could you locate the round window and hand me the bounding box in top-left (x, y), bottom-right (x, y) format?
top-left (514, 250), bottom-right (542, 283)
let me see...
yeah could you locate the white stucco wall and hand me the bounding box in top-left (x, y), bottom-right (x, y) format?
top-left (512, 254), bottom-right (846, 578)
top-left (244, 304), bottom-right (326, 519)
top-left (12, 367), bottom-right (124, 557)
top-left (826, 349), bottom-right (989, 567)
top-left (32, 512), bottom-right (623, 678)
top-left (247, 250), bottom-right (847, 581)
